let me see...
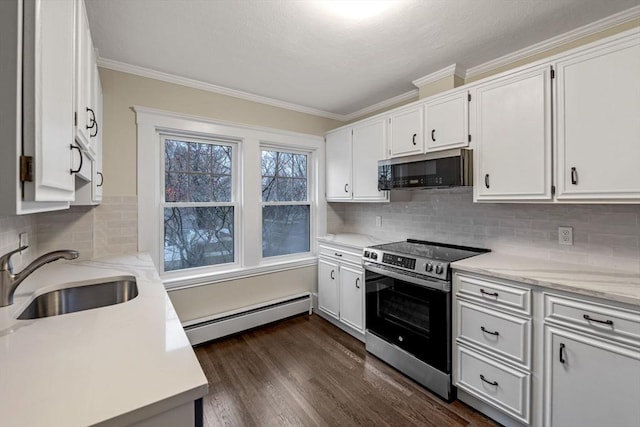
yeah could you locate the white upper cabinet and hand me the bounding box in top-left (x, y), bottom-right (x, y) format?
top-left (351, 118), bottom-right (388, 201)
top-left (22, 0), bottom-right (76, 205)
top-left (554, 32), bottom-right (640, 201)
top-left (474, 65), bottom-right (553, 201)
top-left (325, 128), bottom-right (352, 200)
top-left (425, 90), bottom-right (470, 152)
top-left (389, 105), bottom-right (424, 157)
top-left (325, 117), bottom-right (388, 203)
top-left (75, 0), bottom-right (98, 158)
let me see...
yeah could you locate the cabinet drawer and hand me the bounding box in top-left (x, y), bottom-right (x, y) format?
top-left (455, 273), bottom-right (531, 315)
top-left (544, 293), bottom-right (640, 346)
top-left (318, 245), bottom-right (362, 266)
top-left (457, 299), bottom-right (531, 368)
top-left (456, 346), bottom-right (530, 424)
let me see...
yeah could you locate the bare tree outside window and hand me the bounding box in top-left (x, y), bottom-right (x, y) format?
top-left (261, 150), bottom-right (310, 257)
top-left (164, 138), bottom-right (234, 271)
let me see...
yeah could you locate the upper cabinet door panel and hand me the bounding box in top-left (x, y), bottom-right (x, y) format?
top-left (326, 128), bottom-right (352, 200)
top-left (474, 66), bottom-right (552, 201)
top-left (352, 118), bottom-right (388, 202)
top-left (425, 91), bottom-right (469, 152)
top-left (555, 34), bottom-right (640, 201)
top-left (22, 0), bottom-right (76, 202)
top-left (389, 106), bottom-right (424, 157)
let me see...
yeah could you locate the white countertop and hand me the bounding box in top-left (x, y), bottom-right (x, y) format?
top-left (317, 233), bottom-right (390, 250)
top-left (452, 253), bottom-right (640, 307)
top-left (0, 253), bottom-right (208, 427)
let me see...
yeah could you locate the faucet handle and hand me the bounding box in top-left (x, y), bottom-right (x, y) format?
top-left (0, 246), bottom-right (29, 272)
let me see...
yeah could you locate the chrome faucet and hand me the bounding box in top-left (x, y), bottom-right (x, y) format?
top-left (0, 246), bottom-right (79, 307)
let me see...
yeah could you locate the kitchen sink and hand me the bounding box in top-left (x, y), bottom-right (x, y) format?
top-left (18, 276), bottom-right (138, 320)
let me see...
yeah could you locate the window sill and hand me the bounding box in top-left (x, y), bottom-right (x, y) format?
top-left (163, 256), bottom-right (318, 290)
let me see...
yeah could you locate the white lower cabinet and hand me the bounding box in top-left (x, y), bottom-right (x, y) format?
top-left (454, 273), bottom-right (532, 425)
top-left (543, 325), bottom-right (640, 427)
top-left (317, 243), bottom-right (365, 338)
top-left (454, 271), bottom-right (640, 427)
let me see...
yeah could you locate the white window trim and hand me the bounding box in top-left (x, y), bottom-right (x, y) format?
top-left (134, 106), bottom-right (326, 289)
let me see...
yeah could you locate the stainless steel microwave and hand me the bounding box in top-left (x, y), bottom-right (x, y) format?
top-left (378, 149), bottom-right (472, 190)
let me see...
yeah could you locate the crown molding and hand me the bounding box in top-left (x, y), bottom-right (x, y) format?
top-left (465, 5), bottom-right (640, 80)
top-left (412, 64), bottom-right (466, 88)
top-left (97, 57), bottom-right (347, 122)
top-left (342, 89), bottom-right (419, 122)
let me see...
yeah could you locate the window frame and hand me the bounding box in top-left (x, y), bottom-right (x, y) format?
top-left (260, 144), bottom-right (314, 262)
top-left (134, 107), bottom-right (326, 290)
top-left (160, 132), bottom-right (239, 278)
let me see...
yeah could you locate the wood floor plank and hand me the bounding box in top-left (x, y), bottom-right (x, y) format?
top-left (195, 314), bottom-right (498, 427)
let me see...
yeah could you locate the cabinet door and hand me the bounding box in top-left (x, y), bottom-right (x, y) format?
top-left (339, 264), bottom-right (364, 332)
top-left (325, 128), bottom-right (352, 201)
top-left (543, 325), bottom-right (640, 427)
top-left (22, 0), bottom-right (76, 202)
top-left (555, 34), bottom-right (640, 201)
top-left (74, 0), bottom-right (96, 156)
top-left (389, 106), bottom-right (423, 157)
top-left (318, 258), bottom-right (340, 320)
top-left (474, 66), bottom-right (552, 201)
top-left (352, 118), bottom-right (388, 202)
top-left (425, 91), bottom-right (469, 152)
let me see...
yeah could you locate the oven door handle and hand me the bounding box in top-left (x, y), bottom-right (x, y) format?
top-left (363, 262), bottom-right (450, 292)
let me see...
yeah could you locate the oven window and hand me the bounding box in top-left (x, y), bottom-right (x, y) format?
top-left (378, 287), bottom-right (430, 337)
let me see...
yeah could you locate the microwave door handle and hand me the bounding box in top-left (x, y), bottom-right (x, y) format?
top-left (363, 262), bottom-right (450, 292)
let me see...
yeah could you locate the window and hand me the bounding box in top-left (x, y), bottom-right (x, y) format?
top-left (261, 149), bottom-right (310, 258)
top-left (162, 135), bottom-right (236, 272)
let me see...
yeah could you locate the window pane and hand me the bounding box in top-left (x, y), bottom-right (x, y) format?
top-left (164, 207), bottom-right (234, 271)
top-left (261, 150), bottom-right (307, 202)
top-left (165, 138), bottom-right (232, 203)
top-left (262, 205), bottom-right (310, 257)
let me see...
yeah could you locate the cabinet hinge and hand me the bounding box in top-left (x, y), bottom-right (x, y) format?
top-left (551, 185), bottom-right (556, 196)
top-left (74, 111), bottom-right (77, 126)
top-left (467, 93), bottom-right (471, 102)
top-left (468, 134), bottom-right (472, 143)
top-left (550, 67), bottom-right (555, 79)
top-left (20, 156), bottom-right (33, 182)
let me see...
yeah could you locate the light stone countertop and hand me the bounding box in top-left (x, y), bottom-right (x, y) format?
top-left (317, 233), bottom-right (390, 251)
top-left (452, 252), bottom-right (640, 307)
top-left (0, 253), bottom-right (208, 427)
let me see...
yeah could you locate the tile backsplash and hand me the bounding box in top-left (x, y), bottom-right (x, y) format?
top-left (329, 188), bottom-right (640, 273)
top-left (0, 196), bottom-right (138, 270)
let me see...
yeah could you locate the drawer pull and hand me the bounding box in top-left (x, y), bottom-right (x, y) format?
top-left (480, 288), bottom-right (499, 298)
top-left (330, 270), bottom-right (335, 280)
top-left (480, 374), bottom-right (498, 387)
top-left (583, 314), bottom-right (613, 326)
top-left (559, 343), bottom-right (566, 364)
top-left (334, 252), bottom-right (343, 257)
top-left (480, 326), bottom-right (499, 337)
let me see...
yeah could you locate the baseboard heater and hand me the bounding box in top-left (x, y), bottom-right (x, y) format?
top-left (183, 293), bottom-right (312, 346)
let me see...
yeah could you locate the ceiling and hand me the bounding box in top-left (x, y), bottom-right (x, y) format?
top-left (85, 0), bottom-right (639, 120)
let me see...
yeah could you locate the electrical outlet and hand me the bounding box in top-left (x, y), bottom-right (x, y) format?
top-left (375, 216), bottom-right (382, 227)
top-left (19, 232), bottom-right (29, 253)
top-left (558, 226), bottom-right (573, 245)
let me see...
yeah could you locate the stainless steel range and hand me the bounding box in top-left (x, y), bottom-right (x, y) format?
top-left (362, 239), bottom-right (489, 401)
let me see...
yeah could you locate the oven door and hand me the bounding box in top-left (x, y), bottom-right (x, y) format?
top-left (364, 265), bottom-right (451, 373)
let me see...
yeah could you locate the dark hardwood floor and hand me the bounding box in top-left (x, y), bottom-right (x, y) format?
top-left (195, 314), bottom-right (498, 427)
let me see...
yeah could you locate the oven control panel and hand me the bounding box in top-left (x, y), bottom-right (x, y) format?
top-left (382, 253), bottom-right (416, 270)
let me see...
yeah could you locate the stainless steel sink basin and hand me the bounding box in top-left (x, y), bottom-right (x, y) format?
top-left (18, 276), bottom-right (138, 319)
